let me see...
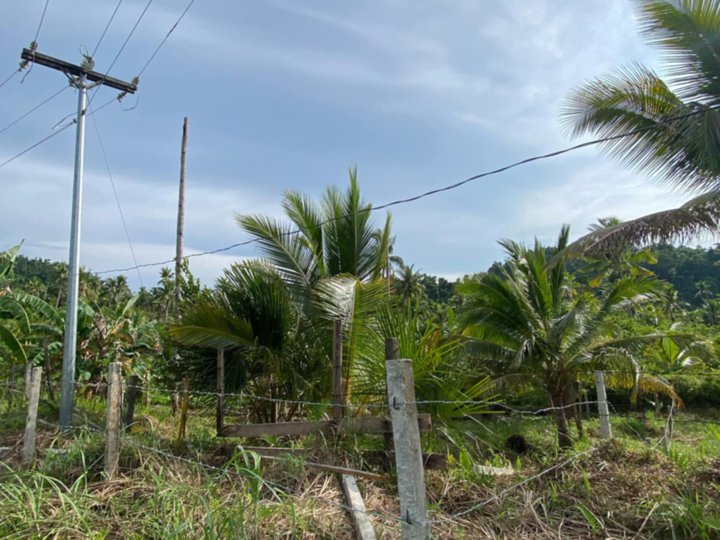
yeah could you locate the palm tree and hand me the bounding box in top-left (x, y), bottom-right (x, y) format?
top-left (563, 0), bottom-right (720, 253)
top-left (237, 168), bottom-right (391, 290)
top-left (393, 262), bottom-right (425, 303)
top-left (170, 262), bottom-right (328, 421)
top-left (459, 226), bottom-right (671, 448)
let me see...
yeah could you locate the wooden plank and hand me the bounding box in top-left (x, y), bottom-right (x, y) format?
top-left (342, 474), bottom-right (378, 540)
top-left (365, 450), bottom-right (447, 471)
top-left (254, 452), bottom-right (386, 482)
top-left (221, 414), bottom-right (431, 438)
top-left (239, 446), bottom-right (308, 458)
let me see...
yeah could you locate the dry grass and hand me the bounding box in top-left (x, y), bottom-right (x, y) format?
top-left (1, 400), bottom-right (720, 539)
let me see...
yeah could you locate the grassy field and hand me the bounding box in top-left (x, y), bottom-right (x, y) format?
top-left (1, 394), bottom-right (719, 539)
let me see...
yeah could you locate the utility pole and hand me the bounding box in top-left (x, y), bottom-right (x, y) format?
top-left (20, 48), bottom-right (137, 430)
top-left (175, 117), bottom-right (188, 314)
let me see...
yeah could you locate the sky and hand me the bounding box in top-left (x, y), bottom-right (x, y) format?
top-left (0, 0), bottom-right (697, 290)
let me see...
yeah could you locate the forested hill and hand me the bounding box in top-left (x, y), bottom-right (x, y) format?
top-left (10, 244), bottom-right (720, 307)
top-left (646, 245), bottom-right (720, 306)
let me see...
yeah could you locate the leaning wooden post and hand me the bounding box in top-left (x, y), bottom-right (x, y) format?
top-left (594, 371), bottom-right (612, 440)
top-left (332, 320), bottom-right (344, 422)
top-left (22, 366), bottom-right (43, 467)
top-left (385, 338), bottom-right (429, 539)
top-left (176, 377), bottom-right (190, 448)
top-left (123, 374), bottom-right (140, 433)
top-left (216, 348), bottom-right (225, 435)
top-left (104, 362), bottom-right (123, 479)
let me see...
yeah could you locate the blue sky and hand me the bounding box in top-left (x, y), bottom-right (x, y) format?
top-left (0, 0), bottom-right (694, 289)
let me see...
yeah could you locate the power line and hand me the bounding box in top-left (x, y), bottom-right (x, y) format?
top-left (88, 0), bottom-right (153, 106)
top-left (0, 95), bottom-right (120, 171)
top-left (0, 120), bottom-right (74, 169)
top-left (90, 111), bottom-right (144, 288)
top-left (137, 0), bottom-right (197, 78)
top-left (0, 84), bottom-right (68, 135)
top-left (91, 0), bottom-right (125, 58)
top-left (19, 0), bottom-right (52, 84)
top-left (0, 68), bottom-right (19, 91)
top-left (96, 103), bottom-right (720, 276)
top-left (32, 0), bottom-right (51, 44)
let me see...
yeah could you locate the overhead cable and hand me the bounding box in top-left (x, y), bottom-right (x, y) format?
top-left (137, 0), bottom-right (197, 78)
top-left (96, 103), bottom-right (720, 275)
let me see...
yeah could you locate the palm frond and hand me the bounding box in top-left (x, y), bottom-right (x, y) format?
top-left (568, 190), bottom-right (720, 256)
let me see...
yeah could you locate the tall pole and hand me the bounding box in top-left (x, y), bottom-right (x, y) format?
top-left (19, 49), bottom-right (138, 430)
top-left (59, 75), bottom-right (88, 429)
top-left (175, 117), bottom-right (188, 315)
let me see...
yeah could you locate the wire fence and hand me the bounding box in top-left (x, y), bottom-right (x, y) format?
top-left (3, 367), bottom-right (719, 537)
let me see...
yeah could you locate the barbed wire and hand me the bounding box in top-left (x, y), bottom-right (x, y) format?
top-left (423, 445), bottom-right (601, 525)
top-left (73, 381), bottom-right (388, 410)
top-left (122, 436), bottom-right (406, 524)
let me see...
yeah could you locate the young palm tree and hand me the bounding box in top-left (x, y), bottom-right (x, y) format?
top-left (563, 0), bottom-right (720, 253)
top-left (237, 168), bottom-right (391, 290)
top-left (459, 226), bottom-right (668, 448)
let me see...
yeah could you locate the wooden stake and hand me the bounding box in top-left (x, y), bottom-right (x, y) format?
top-left (22, 366), bottom-right (42, 466)
top-left (332, 319), bottom-right (344, 422)
top-left (594, 371), bottom-right (612, 440)
top-left (123, 374), bottom-right (140, 433)
top-left (383, 338), bottom-right (399, 453)
top-left (385, 346), bottom-right (429, 539)
top-left (216, 348), bottom-right (225, 435)
top-left (176, 377), bottom-right (190, 448)
top-left (24, 362), bottom-right (32, 401)
top-left (104, 362), bottom-right (122, 479)
top-left (145, 372), bottom-right (151, 408)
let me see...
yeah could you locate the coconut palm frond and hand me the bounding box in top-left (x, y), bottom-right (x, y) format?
top-left (568, 190), bottom-right (720, 256)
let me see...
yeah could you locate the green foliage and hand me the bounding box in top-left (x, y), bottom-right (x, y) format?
top-left (459, 225), bottom-right (671, 447)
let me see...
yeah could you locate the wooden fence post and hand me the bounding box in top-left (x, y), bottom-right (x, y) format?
top-left (332, 320), bottom-right (344, 422)
top-left (385, 339), bottom-right (429, 539)
top-left (104, 362), bottom-right (123, 479)
top-left (176, 377), bottom-right (189, 448)
top-left (22, 366), bottom-right (42, 466)
top-left (123, 374), bottom-right (140, 433)
top-left (384, 338), bottom-right (399, 454)
top-left (144, 372), bottom-right (152, 408)
top-left (216, 348), bottom-right (225, 435)
top-left (594, 371), bottom-right (612, 440)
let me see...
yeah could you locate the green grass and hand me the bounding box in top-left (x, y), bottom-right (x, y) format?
top-left (1, 394), bottom-right (720, 539)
